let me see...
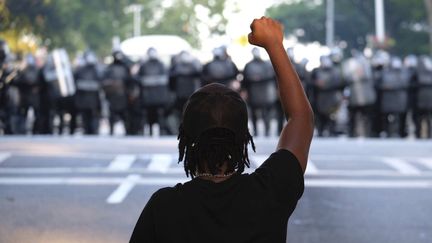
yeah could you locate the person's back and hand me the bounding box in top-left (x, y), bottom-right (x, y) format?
top-left (130, 17), bottom-right (314, 243)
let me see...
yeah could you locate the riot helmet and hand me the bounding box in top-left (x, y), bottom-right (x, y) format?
top-left (178, 50), bottom-right (192, 63)
top-left (212, 47), bottom-right (224, 60)
top-left (74, 54), bottom-right (86, 68)
top-left (403, 55), bottom-right (418, 69)
top-left (419, 55), bottom-right (432, 71)
top-left (147, 47), bottom-right (158, 60)
top-left (371, 50), bottom-right (390, 68)
top-left (24, 53), bottom-right (36, 67)
top-left (45, 54), bottom-right (55, 68)
top-left (286, 47), bottom-right (295, 60)
top-left (112, 50), bottom-right (125, 63)
top-left (320, 55), bottom-right (333, 69)
top-left (330, 47), bottom-right (343, 64)
top-left (83, 50), bottom-right (98, 65)
top-left (0, 39), bottom-right (10, 66)
top-left (390, 56), bottom-right (403, 70)
top-left (251, 47), bottom-right (261, 60)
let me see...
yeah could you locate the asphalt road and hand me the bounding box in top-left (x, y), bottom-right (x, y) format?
top-left (0, 136), bottom-right (431, 243)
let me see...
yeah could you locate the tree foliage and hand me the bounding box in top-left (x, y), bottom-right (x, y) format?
top-left (0, 0), bottom-right (227, 55)
top-left (266, 0), bottom-right (430, 55)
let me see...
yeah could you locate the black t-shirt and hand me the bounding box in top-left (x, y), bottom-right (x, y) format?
top-left (130, 149), bottom-right (304, 243)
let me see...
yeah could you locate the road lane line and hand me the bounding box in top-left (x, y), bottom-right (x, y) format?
top-left (0, 177), bottom-right (431, 189)
top-left (106, 174), bottom-right (141, 204)
top-left (417, 158), bottom-right (432, 170)
top-left (0, 152), bottom-right (11, 165)
top-left (107, 154), bottom-right (136, 171)
top-left (1, 167), bottom-right (431, 177)
top-left (305, 160), bottom-right (319, 175)
top-left (381, 158), bottom-right (421, 175)
top-left (147, 154), bottom-right (172, 173)
top-left (306, 179), bottom-right (432, 188)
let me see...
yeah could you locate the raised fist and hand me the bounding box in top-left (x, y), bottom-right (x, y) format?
top-left (248, 17), bottom-right (284, 49)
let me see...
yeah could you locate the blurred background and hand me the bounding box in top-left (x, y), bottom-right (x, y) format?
top-left (0, 0), bottom-right (432, 243)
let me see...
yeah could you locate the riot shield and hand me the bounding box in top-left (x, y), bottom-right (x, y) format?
top-left (244, 61), bottom-right (277, 107)
top-left (343, 57), bottom-right (376, 107)
top-left (51, 49), bottom-right (76, 97)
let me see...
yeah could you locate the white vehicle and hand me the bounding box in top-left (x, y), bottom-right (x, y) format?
top-left (119, 35), bottom-right (192, 64)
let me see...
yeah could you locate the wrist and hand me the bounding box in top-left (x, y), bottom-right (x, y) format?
top-left (264, 43), bottom-right (285, 55)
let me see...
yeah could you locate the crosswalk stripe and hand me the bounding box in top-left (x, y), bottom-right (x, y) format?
top-left (305, 179), bottom-right (432, 188)
top-left (417, 158), bottom-right (432, 170)
top-left (107, 154), bottom-right (136, 171)
top-left (0, 152), bottom-right (11, 165)
top-left (381, 158), bottom-right (421, 175)
top-left (0, 177), bottom-right (431, 189)
top-left (147, 154), bottom-right (172, 173)
top-left (106, 174), bottom-right (140, 204)
top-left (0, 167), bottom-right (431, 177)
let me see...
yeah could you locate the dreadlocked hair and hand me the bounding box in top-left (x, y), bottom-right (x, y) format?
top-left (178, 126), bottom-right (256, 178)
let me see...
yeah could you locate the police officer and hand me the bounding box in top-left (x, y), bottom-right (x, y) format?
top-left (242, 47), bottom-right (277, 136)
top-left (38, 50), bottom-right (77, 135)
top-left (138, 47), bottom-right (173, 136)
top-left (0, 39), bottom-right (19, 134)
top-left (311, 55), bottom-right (345, 137)
top-left (15, 54), bottom-right (42, 134)
top-left (370, 50), bottom-right (390, 137)
top-left (102, 50), bottom-right (131, 135)
top-left (202, 46), bottom-right (239, 88)
top-left (412, 55), bottom-right (432, 138)
top-left (277, 48), bottom-right (310, 134)
top-left (343, 50), bottom-right (376, 137)
top-left (404, 55), bottom-right (419, 137)
top-left (169, 50), bottom-right (202, 131)
top-left (378, 56), bottom-right (410, 137)
top-left (74, 51), bottom-right (102, 135)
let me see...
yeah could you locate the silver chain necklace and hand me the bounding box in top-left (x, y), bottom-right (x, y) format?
top-left (196, 171), bottom-right (236, 178)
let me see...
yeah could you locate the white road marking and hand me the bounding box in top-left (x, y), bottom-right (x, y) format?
top-left (305, 160), bottom-right (319, 175)
top-left (0, 152), bottom-right (11, 165)
top-left (381, 158), bottom-right (421, 175)
top-left (107, 154), bottom-right (136, 171)
top-left (106, 174), bottom-right (140, 204)
top-left (0, 167), bottom-right (430, 177)
top-left (0, 176), bottom-right (187, 185)
top-left (306, 179), bottom-right (432, 188)
top-left (417, 158), bottom-right (432, 170)
top-left (0, 177), bottom-right (431, 189)
top-left (147, 154), bottom-right (172, 173)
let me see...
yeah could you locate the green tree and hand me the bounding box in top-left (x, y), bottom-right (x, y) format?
top-left (266, 0), bottom-right (430, 55)
top-left (1, 0), bottom-right (227, 55)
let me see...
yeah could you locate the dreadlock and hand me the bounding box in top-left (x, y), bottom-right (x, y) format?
top-left (178, 125), bottom-right (255, 178)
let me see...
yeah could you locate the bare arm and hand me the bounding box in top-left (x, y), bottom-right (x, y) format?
top-left (248, 17), bottom-right (314, 173)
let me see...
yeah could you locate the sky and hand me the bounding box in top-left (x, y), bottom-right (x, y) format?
top-left (196, 0), bottom-right (282, 65)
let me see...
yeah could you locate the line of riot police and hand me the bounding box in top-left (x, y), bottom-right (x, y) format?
top-left (241, 46), bottom-right (432, 139)
top-left (1, 37), bottom-right (432, 138)
top-left (307, 49), bottom-right (432, 138)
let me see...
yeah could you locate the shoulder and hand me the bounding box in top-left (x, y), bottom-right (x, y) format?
top-left (253, 149), bottom-right (304, 202)
top-left (261, 149), bottom-right (302, 169)
top-left (151, 185), bottom-right (178, 200)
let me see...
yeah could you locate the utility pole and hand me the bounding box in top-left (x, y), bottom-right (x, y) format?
top-left (326, 0), bottom-right (335, 47)
top-left (424, 0), bottom-right (432, 54)
top-left (375, 0), bottom-right (385, 44)
top-left (125, 4), bottom-right (143, 37)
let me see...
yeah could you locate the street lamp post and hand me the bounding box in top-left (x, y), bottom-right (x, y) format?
top-left (375, 0), bottom-right (385, 44)
top-left (125, 4), bottom-right (143, 37)
top-left (326, 0), bottom-right (335, 47)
